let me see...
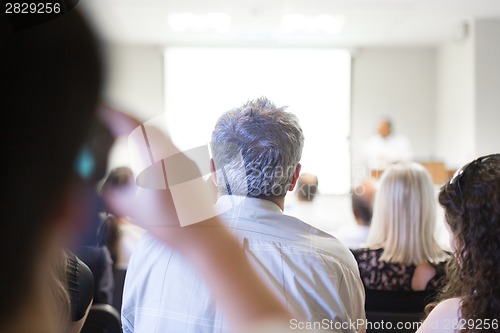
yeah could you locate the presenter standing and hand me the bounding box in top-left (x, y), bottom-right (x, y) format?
top-left (363, 118), bottom-right (413, 171)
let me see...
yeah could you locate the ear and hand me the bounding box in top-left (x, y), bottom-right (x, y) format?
top-left (288, 163), bottom-right (302, 191)
top-left (210, 158), bottom-right (218, 186)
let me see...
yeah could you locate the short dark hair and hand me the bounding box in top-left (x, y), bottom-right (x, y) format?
top-left (296, 174), bottom-right (319, 201)
top-left (351, 184), bottom-right (374, 226)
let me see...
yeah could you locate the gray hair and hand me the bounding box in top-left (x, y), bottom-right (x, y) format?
top-left (211, 97), bottom-right (304, 198)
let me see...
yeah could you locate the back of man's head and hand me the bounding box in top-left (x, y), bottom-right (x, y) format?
top-left (352, 178), bottom-right (377, 226)
top-left (211, 97), bottom-right (304, 199)
top-left (296, 173), bottom-right (319, 201)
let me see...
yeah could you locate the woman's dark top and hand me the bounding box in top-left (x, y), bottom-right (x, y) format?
top-left (352, 248), bottom-right (448, 313)
top-left (352, 248), bottom-right (447, 291)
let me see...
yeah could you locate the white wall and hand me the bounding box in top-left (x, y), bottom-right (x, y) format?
top-left (435, 29), bottom-right (476, 169)
top-left (103, 44), bottom-right (164, 170)
top-left (475, 19), bottom-right (500, 157)
top-left (103, 44), bottom-right (164, 121)
top-left (435, 19), bottom-right (500, 168)
top-left (351, 48), bottom-right (437, 182)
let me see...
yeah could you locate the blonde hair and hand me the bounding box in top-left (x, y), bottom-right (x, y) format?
top-left (366, 163), bottom-right (447, 265)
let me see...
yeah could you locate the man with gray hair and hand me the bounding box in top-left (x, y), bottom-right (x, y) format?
top-left (122, 97), bottom-right (366, 333)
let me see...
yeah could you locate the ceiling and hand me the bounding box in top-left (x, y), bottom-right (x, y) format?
top-left (81, 0), bottom-right (500, 47)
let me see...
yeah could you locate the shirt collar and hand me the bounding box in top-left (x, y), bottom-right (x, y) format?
top-left (215, 195), bottom-right (283, 215)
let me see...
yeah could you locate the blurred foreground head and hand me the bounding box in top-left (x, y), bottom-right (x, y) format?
top-left (1, 9), bottom-right (101, 327)
top-left (211, 97), bottom-right (304, 199)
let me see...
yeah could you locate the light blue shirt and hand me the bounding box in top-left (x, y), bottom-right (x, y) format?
top-left (122, 196), bottom-right (366, 333)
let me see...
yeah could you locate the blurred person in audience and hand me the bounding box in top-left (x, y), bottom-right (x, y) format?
top-left (285, 174), bottom-right (339, 232)
top-left (99, 167), bottom-right (145, 270)
top-left (296, 173), bottom-right (319, 201)
top-left (352, 163), bottom-right (449, 309)
top-left (363, 117), bottom-right (412, 171)
top-left (97, 214), bottom-right (120, 270)
top-left (76, 240), bottom-right (114, 305)
top-left (418, 154), bottom-right (500, 333)
top-left (121, 97), bottom-right (366, 333)
top-left (336, 178), bottom-right (377, 249)
top-left (74, 121), bottom-right (115, 305)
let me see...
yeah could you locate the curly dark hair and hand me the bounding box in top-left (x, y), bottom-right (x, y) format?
top-left (429, 154), bottom-right (500, 332)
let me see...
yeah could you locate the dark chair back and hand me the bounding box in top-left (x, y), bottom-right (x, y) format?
top-left (81, 304), bottom-right (122, 333)
top-left (364, 289), bottom-right (433, 333)
top-left (366, 311), bottom-right (422, 333)
top-left (365, 289), bottom-right (435, 313)
top-left (112, 269), bottom-right (127, 313)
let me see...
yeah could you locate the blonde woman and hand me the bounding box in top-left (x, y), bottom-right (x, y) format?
top-left (352, 163), bottom-right (449, 299)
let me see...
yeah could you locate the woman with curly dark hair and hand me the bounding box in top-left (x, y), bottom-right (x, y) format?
top-left (418, 154), bottom-right (500, 333)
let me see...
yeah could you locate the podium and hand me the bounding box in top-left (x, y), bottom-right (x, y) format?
top-left (370, 161), bottom-right (454, 185)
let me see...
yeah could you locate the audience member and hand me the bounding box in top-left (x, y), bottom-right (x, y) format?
top-left (121, 97), bottom-right (366, 333)
top-left (296, 173), bottom-right (319, 201)
top-left (285, 174), bottom-right (340, 232)
top-left (76, 245), bottom-right (114, 305)
top-left (99, 167), bottom-right (145, 270)
top-left (363, 117), bottom-right (412, 171)
top-left (352, 163), bottom-right (449, 312)
top-left (418, 154), bottom-right (500, 333)
top-left (71, 116), bottom-right (116, 305)
top-left (97, 214), bottom-right (120, 270)
top-left (336, 178), bottom-right (377, 249)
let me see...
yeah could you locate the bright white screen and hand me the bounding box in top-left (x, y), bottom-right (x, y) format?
top-left (164, 48), bottom-right (351, 194)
